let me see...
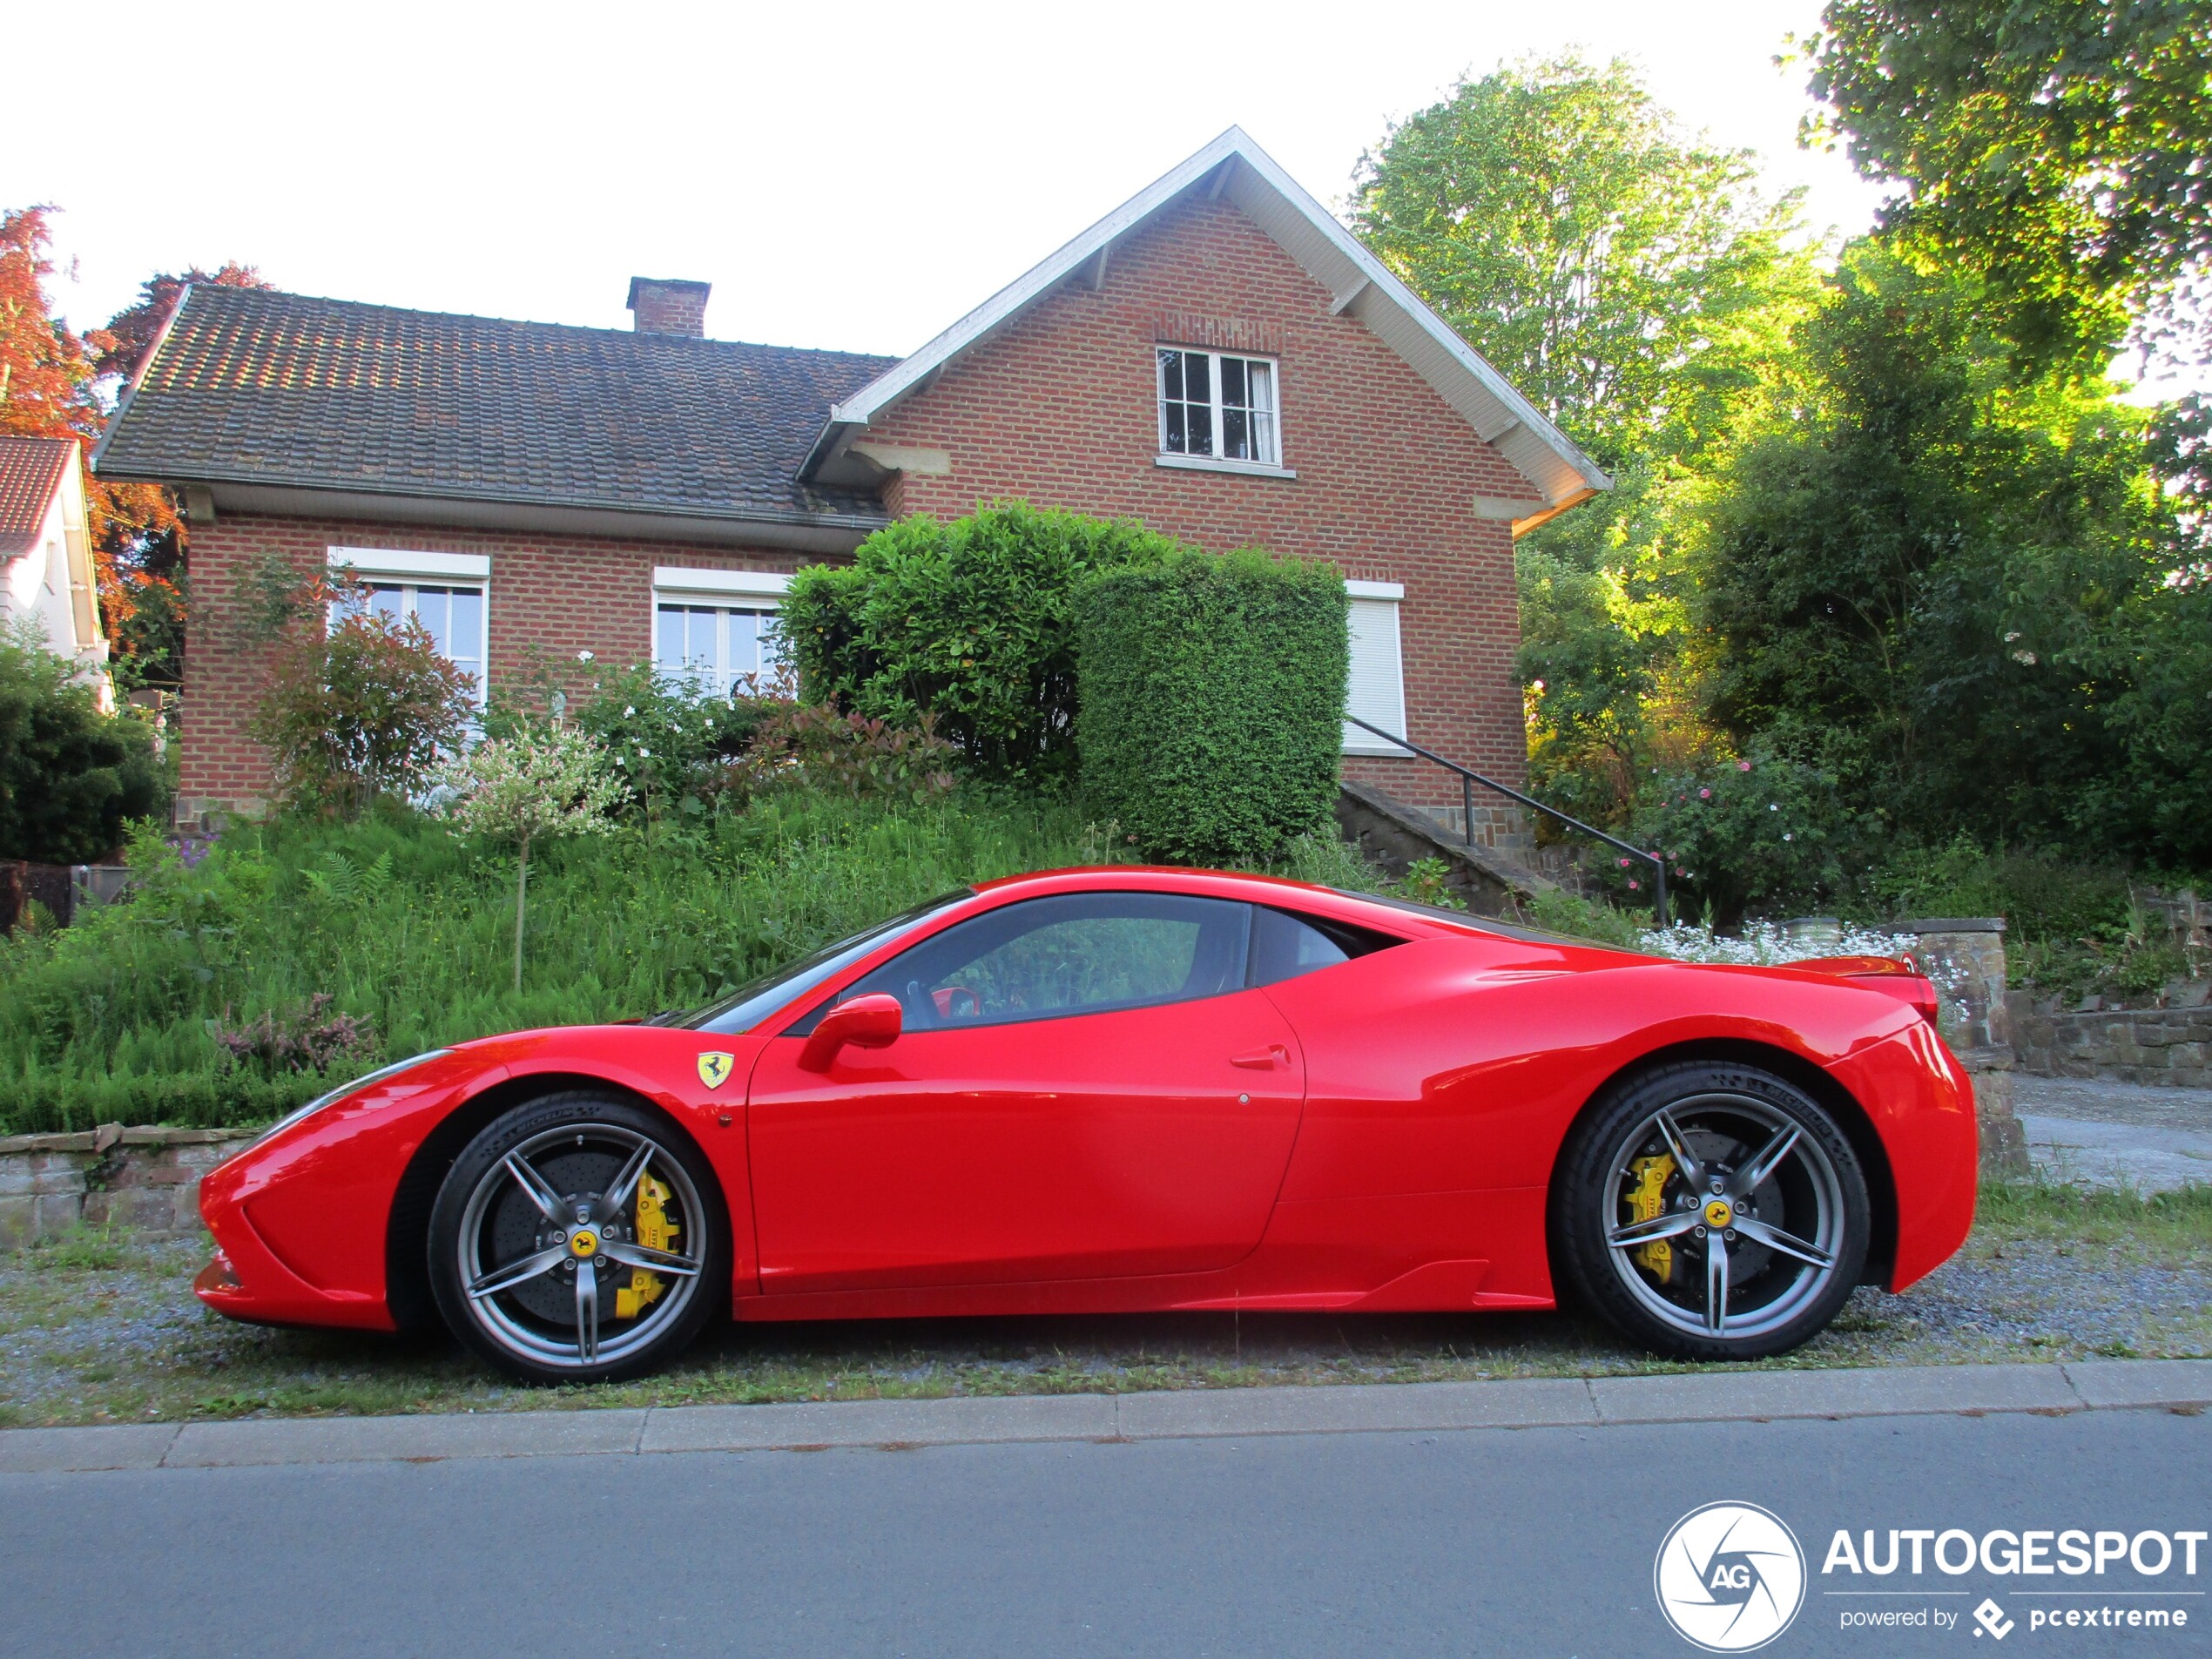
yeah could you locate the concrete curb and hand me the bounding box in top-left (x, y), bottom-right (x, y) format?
top-left (3, 1359), bottom-right (2205, 1475)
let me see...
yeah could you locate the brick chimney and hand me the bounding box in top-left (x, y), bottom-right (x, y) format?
top-left (626, 277), bottom-right (711, 337)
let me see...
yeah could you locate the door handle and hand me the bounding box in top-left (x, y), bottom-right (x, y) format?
top-left (1229, 1045), bottom-right (1288, 1069)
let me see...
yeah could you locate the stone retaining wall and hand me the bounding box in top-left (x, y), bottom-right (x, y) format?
top-left (0, 1126), bottom-right (257, 1247)
top-left (2005, 993), bottom-right (2212, 1087)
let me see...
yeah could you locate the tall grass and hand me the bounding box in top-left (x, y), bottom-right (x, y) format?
top-left (0, 790), bottom-right (1386, 1135)
top-left (0, 789), bottom-right (1120, 1134)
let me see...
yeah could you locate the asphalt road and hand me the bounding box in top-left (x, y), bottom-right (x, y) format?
top-left (4, 1409), bottom-right (2205, 1657)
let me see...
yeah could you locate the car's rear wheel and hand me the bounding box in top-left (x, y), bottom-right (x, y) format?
top-left (1552, 1061), bottom-right (1870, 1361)
top-left (428, 1094), bottom-right (727, 1383)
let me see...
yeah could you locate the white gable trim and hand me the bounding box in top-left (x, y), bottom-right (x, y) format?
top-left (799, 126), bottom-right (1609, 516)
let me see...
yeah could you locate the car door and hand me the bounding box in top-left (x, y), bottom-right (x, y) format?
top-left (745, 892), bottom-right (1306, 1294)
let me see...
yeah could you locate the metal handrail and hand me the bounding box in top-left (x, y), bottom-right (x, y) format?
top-left (1345, 715), bottom-right (1669, 925)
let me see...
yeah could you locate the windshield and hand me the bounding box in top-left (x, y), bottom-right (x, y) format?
top-left (675, 890), bottom-right (975, 1035)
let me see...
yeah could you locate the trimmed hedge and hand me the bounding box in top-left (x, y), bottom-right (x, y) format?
top-left (1077, 550), bottom-right (1348, 865)
top-left (779, 503), bottom-right (1182, 779)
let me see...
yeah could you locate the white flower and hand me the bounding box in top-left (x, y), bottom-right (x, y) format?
top-left (1784, 833), bottom-right (1794, 841)
top-left (577, 651), bottom-right (595, 663)
top-left (1769, 803), bottom-right (1779, 811)
top-left (624, 706), bottom-right (636, 718)
top-left (637, 745), bottom-right (651, 758)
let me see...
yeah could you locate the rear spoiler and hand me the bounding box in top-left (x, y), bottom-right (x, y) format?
top-left (1787, 954), bottom-right (1941, 1026)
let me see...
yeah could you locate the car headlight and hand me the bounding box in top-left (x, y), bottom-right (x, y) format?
top-left (253, 1049), bottom-right (454, 1148)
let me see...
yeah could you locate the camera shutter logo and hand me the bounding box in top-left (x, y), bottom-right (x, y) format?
top-left (1655, 1501), bottom-right (1806, 1652)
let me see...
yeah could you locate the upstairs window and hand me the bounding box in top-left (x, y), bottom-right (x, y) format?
top-left (1158, 349), bottom-right (1278, 466)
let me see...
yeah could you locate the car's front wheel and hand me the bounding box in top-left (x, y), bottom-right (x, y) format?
top-left (428, 1093), bottom-right (727, 1383)
top-left (1552, 1061), bottom-right (1871, 1361)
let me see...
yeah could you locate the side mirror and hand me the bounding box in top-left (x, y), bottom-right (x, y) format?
top-left (798, 992), bottom-right (903, 1073)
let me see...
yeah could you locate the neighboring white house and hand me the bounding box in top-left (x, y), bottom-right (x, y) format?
top-left (0, 436), bottom-right (113, 711)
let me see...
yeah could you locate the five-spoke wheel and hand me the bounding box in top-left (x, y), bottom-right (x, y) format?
top-left (1553, 1062), bottom-right (1870, 1360)
top-left (428, 1094), bottom-right (727, 1383)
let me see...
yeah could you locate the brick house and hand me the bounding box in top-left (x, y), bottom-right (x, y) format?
top-left (94, 129), bottom-right (1607, 840)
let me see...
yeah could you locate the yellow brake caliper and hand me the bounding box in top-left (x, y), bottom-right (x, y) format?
top-left (614, 1173), bottom-right (678, 1319)
top-left (1627, 1154), bottom-right (1676, 1284)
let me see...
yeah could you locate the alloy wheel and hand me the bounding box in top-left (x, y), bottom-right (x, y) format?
top-left (1599, 1092), bottom-right (1847, 1344)
top-left (453, 1121), bottom-right (708, 1372)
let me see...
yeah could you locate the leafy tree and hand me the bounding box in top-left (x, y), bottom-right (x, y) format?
top-left (0, 623), bottom-right (162, 862)
top-left (1352, 57), bottom-right (1820, 820)
top-left (434, 722), bottom-right (623, 990)
top-left (1689, 244), bottom-right (2182, 853)
top-left (250, 610), bottom-right (475, 817)
top-left (1804, 0), bottom-right (2212, 363)
top-left (1352, 54), bottom-right (1815, 470)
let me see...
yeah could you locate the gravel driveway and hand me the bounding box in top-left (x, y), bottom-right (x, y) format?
top-left (1, 1181), bottom-right (2203, 1431)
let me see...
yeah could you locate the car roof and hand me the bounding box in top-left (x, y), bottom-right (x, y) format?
top-left (965, 865), bottom-right (1611, 949)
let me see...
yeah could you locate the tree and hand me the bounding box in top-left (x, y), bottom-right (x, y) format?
top-left (1352, 57), bottom-right (1820, 821)
top-left (0, 206), bottom-right (101, 443)
top-left (433, 723), bottom-right (623, 990)
top-left (249, 610), bottom-right (475, 817)
top-left (1688, 244), bottom-right (2182, 853)
top-left (1804, 0), bottom-right (2212, 364)
top-left (1351, 55), bottom-right (1815, 471)
top-left (0, 622), bottom-right (162, 862)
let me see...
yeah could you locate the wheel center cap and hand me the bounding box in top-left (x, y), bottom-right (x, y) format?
top-left (570, 1229), bottom-right (600, 1259)
top-left (1703, 1197), bottom-right (1735, 1230)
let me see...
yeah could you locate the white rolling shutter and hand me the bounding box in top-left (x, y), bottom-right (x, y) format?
top-left (1342, 581), bottom-right (1406, 754)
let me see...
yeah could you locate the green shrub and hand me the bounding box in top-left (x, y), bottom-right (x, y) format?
top-left (1077, 550), bottom-right (1347, 866)
top-left (1623, 736), bottom-right (1875, 922)
top-left (779, 503), bottom-right (1182, 779)
top-left (0, 625), bottom-right (162, 862)
top-left (248, 610), bottom-right (474, 815)
top-left (1524, 887), bottom-right (1649, 948)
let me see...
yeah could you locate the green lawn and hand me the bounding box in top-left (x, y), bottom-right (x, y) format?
top-left (2, 1183), bottom-right (2202, 1431)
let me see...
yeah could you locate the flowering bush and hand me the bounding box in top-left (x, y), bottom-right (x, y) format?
top-left (1622, 741), bottom-right (1875, 922)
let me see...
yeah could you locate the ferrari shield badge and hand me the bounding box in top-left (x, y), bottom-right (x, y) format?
top-left (696, 1052), bottom-right (735, 1090)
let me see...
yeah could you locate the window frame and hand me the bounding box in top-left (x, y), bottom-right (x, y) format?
top-left (327, 547), bottom-right (491, 707)
top-left (651, 566), bottom-right (794, 698)
top-left (1154, 347), bottom-right (1294, 478)
top-left (1341, 579), bottom-right (1408, 755)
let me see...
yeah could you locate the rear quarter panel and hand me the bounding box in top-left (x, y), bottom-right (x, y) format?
top-left (1260, 932), bottom-right (1975, 1291)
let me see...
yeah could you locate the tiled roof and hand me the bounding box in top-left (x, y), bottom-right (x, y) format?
top-left (96, 287), bottom-right (898, 526)
top-left (0, 436), bottom-right (76, 557)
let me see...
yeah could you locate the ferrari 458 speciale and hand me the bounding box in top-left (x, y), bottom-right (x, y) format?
top-left (195, 867), bottom-right (1976, 1380)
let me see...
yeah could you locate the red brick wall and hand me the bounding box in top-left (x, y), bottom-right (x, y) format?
top-left (176, 516), bottom-right (809, 816)
top-left (865, 192), bottom-right (1541, 815)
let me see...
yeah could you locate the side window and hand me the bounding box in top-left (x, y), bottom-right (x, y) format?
top-left (1248, 906), bottom-right (1398, 988)
top-left (807, 893), bottom-right (1255, 1032)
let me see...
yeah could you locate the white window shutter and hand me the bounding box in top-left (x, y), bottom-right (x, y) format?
top-left (1342, 596), bottom-right (1406, 754)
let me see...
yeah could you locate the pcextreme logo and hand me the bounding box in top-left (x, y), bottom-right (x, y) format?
top-left (1656, 1501), bottom-right (1808, 1653)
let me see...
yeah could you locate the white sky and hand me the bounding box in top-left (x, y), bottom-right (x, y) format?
top-left (14, 0), bottom-right (1885, 361)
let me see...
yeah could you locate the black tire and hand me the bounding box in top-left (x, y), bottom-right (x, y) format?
top-left (428, 1092), bottom-right (728, 1384)
top-left (1551, 1060), bottom-right (1870, 1361)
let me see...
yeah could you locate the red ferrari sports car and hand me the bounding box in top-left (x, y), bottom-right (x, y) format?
top-left (195, 867), bottom-right (1977, 1381)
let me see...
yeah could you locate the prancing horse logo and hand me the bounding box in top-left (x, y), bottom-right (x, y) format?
top-left (697, 1052), bottom-right (735, 1089)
